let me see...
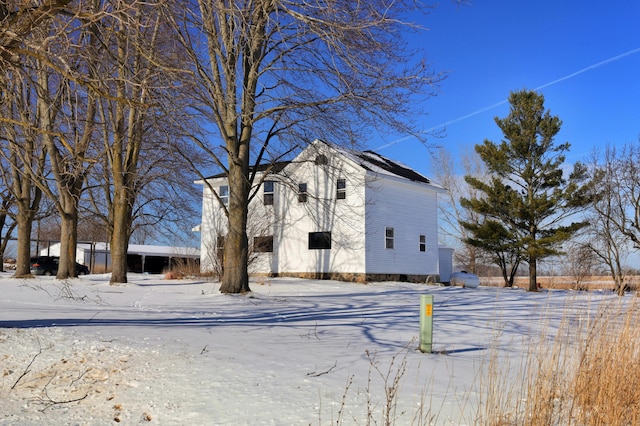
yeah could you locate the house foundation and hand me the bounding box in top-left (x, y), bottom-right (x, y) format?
top-left (254, 272), bottom-right (440, 284)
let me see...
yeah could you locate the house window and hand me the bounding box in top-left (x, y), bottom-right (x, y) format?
top-left (298, 183), bottom-right (308, 203)
top-left (218, 185), bottom-right (228, 206)
top-left (385, 227), bottom-right (394, 249)
top-left (254, 236), bottom-right (274, 253)
top-left (315, 154), bottom-right (328, 165)
top-left (263, 180), bottom-right (274, 205)
top-left (419, 235), bottom-right (426, 252)
top-left (336, 178), bottom-right (346, 200)
top-left (309, 232), bottom-right (332, 250)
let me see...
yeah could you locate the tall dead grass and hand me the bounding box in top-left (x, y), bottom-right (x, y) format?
top-left (478, 298), bottom-right (640, 425)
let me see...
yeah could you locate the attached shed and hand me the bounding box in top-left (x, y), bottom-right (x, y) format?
top-left (438, 246), bottom-right (454, 284)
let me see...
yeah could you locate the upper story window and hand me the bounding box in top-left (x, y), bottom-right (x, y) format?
top-left (263, 180), bottom-right (274, 205)
top-left (298, 183), bottom-right (308, 203)
top-left (385, 227), bottom-right (394, 249)
top-left (218, 185), bottom-right (229, 206)
top-left (315, 154), bottom-right (328, 165)
top-left (419, 235), bottom-right (426, 252)
top-left (336, 178), bottom-right (346, 200)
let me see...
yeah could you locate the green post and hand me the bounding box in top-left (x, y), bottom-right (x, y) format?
top-left (419, 294), bottom-right (433, 353)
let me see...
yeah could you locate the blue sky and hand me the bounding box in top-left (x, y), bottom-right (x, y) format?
top-left (370, 1), bottom-right (640, 179)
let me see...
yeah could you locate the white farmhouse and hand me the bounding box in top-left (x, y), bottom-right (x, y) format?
top-left (197, 140), bottom-right (447, 283)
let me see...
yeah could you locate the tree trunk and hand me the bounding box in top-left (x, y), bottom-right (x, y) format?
top-left (220, 160), bottom-right (251, 294)
top-left (528, 257), bottom-right (538, 291)
top-left (110, 192), bottom-right (130, 284)
top-left (614, 256), bottom-right (626, 296)
top-left (501, 273), bottom-right (515, 288)
top-left (468, 247), bottom-right (477, 275)
top-left (0, 212), bottom-right (9, 272)
top-left (11, 162), bottom-right (42, 278)
top-left (57, 208), bottom-right (78, 279)
top-left (13, 213), bottom-right (33, 277)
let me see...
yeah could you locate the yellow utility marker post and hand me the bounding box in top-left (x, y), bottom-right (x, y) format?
top-left (419, 295), bottom-right (433, 353)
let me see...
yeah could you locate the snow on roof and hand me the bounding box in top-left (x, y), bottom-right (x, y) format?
top-left (355, 150), bottom-right (431, 184)
top-left (321, 140), bottom-right (443, 189)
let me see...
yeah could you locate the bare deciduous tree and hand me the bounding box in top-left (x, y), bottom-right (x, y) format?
top-left (2, 1), bottom-right (101, 278)
top-left (5, 1), bottom-right (200, 282)
top-left (0, 0), bottom-right (72, 62)
top-left (0, 161), bottom-right (17, 271)
top-left (0, 69), bottom-right (47, 277)
top-left (587, 144), bottom-right (634, 295)
top-left (170, 0), bottom-right (443, 293)
top-left (432, 146), bottom-right (495, 276)
top-left (11, 0), bottom-right (190, 283)
top-left (563, 241), bottom-right (601, 291)
top-left (87, 0), bottom-right (192, 284)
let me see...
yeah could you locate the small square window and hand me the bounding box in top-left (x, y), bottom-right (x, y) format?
top-left (309, 231), bottom-right (332, 250)
top-left (298, 183), bottom-right (308, 203)
top-left (218, 185), bottom-right (229, 206)
top-left (419, 235), bottom-right (426, 252)
top-left (385, 227), bottom-right (394, 249)
top-left (263, 180), bottom-right (274, 205)
top-left (216, 235), bottom-right (225, 256)
top-left (254, 236), bottom-right (274, 253)
top-left (336, 178), bottom-right (346, 200)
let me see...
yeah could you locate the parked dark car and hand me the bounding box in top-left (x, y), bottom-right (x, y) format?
top-left (30, 256), bottom-right (90, 276)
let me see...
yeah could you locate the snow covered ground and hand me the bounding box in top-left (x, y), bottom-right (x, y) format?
top-left (0, 272), bottom-right (629, 425)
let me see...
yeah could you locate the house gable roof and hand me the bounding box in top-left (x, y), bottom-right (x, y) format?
top-left (199, 139), bottom-right (440, 189)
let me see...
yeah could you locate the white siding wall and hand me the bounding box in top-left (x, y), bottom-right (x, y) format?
top-left (198, 178), bottom-right (229, 273)
top-left (275, 146), bottom-right (367, 274)
top-left (364, 175), bottom-right (440, 276)
top-left (199, 175), bottom-right (280, 275)
top-left (246, 176), bottom-right (278, 275)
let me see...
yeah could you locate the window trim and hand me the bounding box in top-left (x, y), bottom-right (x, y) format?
top-left (336, 178), bottom-right (346, 200)
top-left (385, 227), bottom-right (394, 249)
top-left (298, 182), bottom-right (308, 203)
top-left (263, 180), bottom-right (274, 205)
top-left (419, 234), bottom-right (426, 252)
top-left (218, 185), bottom-right (229, 206)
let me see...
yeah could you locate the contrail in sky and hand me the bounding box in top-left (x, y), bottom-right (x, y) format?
top-left (375, 47), bottom-right (640, 150)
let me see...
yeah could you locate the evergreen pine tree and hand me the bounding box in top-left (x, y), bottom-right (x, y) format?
top-left (461, 90), bottom-right (592, 291)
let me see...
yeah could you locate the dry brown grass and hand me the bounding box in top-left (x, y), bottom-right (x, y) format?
top-left (481, 276), bottom-right (640, 291)
top-left (478, 299), bottom-right (640, 425)
top-left (164, 258), bottom-right (201, 278)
